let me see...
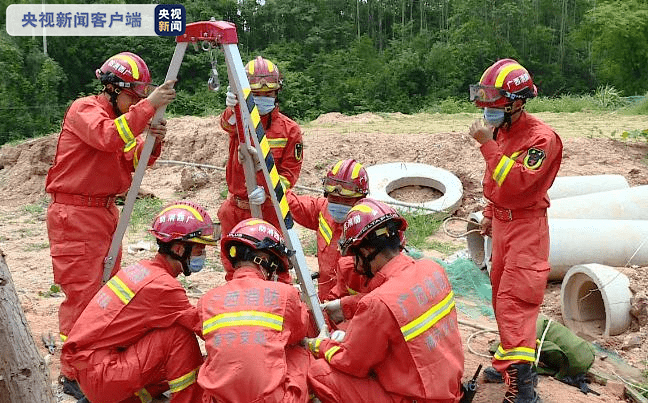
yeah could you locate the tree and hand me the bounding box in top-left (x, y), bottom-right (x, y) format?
top-left (0, 249), bottom-right (56, 403)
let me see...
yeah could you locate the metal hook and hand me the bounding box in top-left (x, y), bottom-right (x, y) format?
top-left (207, 48), bottom-right (220, 92)
top-left (201, 41), bottom-right (212, 52)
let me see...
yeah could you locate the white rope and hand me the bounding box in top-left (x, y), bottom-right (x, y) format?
top-left (535, 318), bottom-right (552, 367)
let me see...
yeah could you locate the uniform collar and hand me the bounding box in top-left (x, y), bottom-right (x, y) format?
top-left (232, 265), bottom-right (266, 280)
top-left (367, 253), bottom-right (415, 290)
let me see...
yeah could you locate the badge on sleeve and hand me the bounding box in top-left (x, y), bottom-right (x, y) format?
top-left (523, 148), bottom-right (546, 169)
top-left (295, 142), bottom-right (303, 161)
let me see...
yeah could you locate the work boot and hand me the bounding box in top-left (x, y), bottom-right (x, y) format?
top-left (59, 376), bottom-right (86, 400)
top-left (483, 366), bottom-right (504, 383)
top-left (502, 363), bottom-right (542, 403)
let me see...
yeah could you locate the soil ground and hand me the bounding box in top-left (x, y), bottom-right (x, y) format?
top-left (1, 111), bottom-right (648, 402)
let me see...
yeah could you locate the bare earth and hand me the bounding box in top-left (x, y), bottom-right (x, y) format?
top-left (1, 111), bottom-right (648, 402)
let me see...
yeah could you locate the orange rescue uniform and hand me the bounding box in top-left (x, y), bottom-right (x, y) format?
top-left (46, 95), bottom-right (161, 343)
top-left (217, 107), bottom-right (303, 282)
top-left (480, 111), bottom-right (562, 373)
top-left (327, 256), bottom-right (369, 321)
top-left (308, 254), bottom-right (464, 403)
top-left (287, 190), bottom-right (346, 299)
top-left (197, 267), bottom-right (310, 403)
top-left (60, 254), bottom-right (203, 403)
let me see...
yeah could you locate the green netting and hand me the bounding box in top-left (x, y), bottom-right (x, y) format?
top-left (435, 257), bottom-right (494, 319)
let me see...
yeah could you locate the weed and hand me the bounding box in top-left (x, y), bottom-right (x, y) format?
top-left (428, 240), bottom-right (464, 255)
top-left (401, 211), bottom-right (449, 250)
top-left (39, 284), bottom-right (61, 298)
top-left (22, 197), bottom-right (49, 216)
top-left (128, 197), bottom-right (166, 233)
top-left (24, 242), bottom-right (49, 251)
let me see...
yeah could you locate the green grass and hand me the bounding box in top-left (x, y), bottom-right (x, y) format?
top-left (401, 211), bottom-right (449, 250)
top-left (24, 242), bottom-right (50, 251)
top-left (128, 197), bottom-right (166, 233)
top-left (22, 197), bottom-right (49, 216)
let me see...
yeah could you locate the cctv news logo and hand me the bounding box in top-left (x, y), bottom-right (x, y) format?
top-left (5, 4), bottom-right (185, 37)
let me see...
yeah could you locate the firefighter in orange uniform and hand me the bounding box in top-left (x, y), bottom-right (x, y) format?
top-left (46, 51), bottom-right (176, 350)
top-left (60, 201), bottom-right (218, 403)
top-left (198, 218), bottom-right (311, 403)
top-left (325, 256), bottom-right (370, 325)
top-left (218, 56), bottom-right (304, 282)
top-left (305, 198), bottom-right (464, 403)
top-left (468, 59), bottom-right (563, 403)
top-left (287, 159), bottom-right (369, 301)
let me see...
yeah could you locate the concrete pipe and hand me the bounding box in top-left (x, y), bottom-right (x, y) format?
top-left (561, 263), bottom-right (632, 337)
top-left (366, 162), bottom-right (463, 215)
top-left (549, 185), bottom-right (648, 220)
top-left (466, 211), bottom-right (492, 272)
top-left (466, 216), bottom-right (648, 280)
top-left (548, 174), bottom-right (629, 200)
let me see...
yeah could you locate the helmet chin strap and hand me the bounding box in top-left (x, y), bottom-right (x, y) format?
top-left (104, 85), bottom-right (123, 117)
top-left (159, 242), bottom-right (194, 276)
top-left (354, 248), bottom-right (381, 278)
top-left (500, 103), bottom-right (524, 128)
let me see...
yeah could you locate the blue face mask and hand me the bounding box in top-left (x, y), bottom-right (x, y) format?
top-left (483, 107), bottom-right (505, 127)
top-left (255, 96), bottom-right (276, 115)
top-left (327, 202), bottom-right (352, 223)
top-left (188, 254), bottom-right (206, 273)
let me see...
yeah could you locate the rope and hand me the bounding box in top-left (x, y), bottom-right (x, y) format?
top-left (535, 318), bottom-right (552, 367)
top-left (442, 216), bottom-right (482, 239)
top-left (466, 329), bottom-right (498, 359)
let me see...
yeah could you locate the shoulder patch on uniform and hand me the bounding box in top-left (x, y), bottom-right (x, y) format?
top-left (523, 148), bottom-right (546, 170)
top-left (295, 142), bottom-right (303, 161)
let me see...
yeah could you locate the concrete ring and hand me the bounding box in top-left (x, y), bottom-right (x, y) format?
top-left (366, 162), bottom-right (464, 215)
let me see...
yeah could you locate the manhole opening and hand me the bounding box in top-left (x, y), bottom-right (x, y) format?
top-left (387, 176), bottom-right (444, 203)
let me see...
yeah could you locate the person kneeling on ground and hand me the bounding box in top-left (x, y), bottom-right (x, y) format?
top-left (61, 201), bottom-right (218, 403)
top-left (197, 218), bottom-right (311, 403)
top-left (305, 198), bottom-right (465, 403)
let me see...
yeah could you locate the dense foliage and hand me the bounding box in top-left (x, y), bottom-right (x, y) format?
top-left (1, 0), bottom-right (648, 145)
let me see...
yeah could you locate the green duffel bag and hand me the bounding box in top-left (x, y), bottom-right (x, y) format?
top-left (535, 314), bottom-right (596, 379)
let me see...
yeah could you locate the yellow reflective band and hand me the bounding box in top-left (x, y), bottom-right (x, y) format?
top-left (115, 54), bottom-right (140, 79)
top-left (494, 345), bottom-right (536, 362)
top-left (267, 138), bottom-right (288, 148)
top-left (495, 63), bottom-right (524, 88)
top-left (132, 150), bottom-right (139, 170)
top-left (134, 388), bottom-right (152, 403)
top-left (346, 286), bottom-right (358, 295)
top-left (351, 162), bottom-right (363, 179)
top-left (168, 367), bottom-right (198, 393)
top-left (267, 60), bottom-right (276, 72)
top-left (114, 116), bottom-right (136, 152)
top-left (60, 333), bottom-right (68, 342)
top-left (492, 155), bottom-right (515, 187)
top-left (331, 160), bottom-right (344, 175)
top-left (401, 291), bottom-right (455, 342)
top-left (157, 205), bottom-right (205, 221)
top-left (324, 346), bottom-right (341, 363)
top-left (106, 276), bottom-right (135, 305)
top-left (308, 338), bottom-right (322, 354)
top-left (202, 310), bottom-right (284, 335)
top-left (318, 212), bottom-right (333, 245)
top-left (349, 203), bottom-right (374, 214)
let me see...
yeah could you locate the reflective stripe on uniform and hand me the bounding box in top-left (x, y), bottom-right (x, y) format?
top-left (401, 291), bottom-right (455, 342)
top-left (134, 388), bottom-right (152, 403)
top-left (202, 310), bottom-right (284, 335)
top-left (494, 345), bottom-right (536, 362)
top-left (346, 286), bottom-right (358, 295)
top-left (106, 275), bottom-right (135, 305)
top-left (492, 151), bottom-right (523, 186)
top-left (168, 367), bottom-right (198, 393)
top-left (318, 212), bottom-right (333, 245)
top-left (267, 138), bottom-right (287, 148)
top-left (324, 346), bottom-right (341, 363)
top-left (114, 115), bottom-right (137, 152)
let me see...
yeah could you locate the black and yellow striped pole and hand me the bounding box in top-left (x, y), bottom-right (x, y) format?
top-left (220, 34), bottom-right (326, 331)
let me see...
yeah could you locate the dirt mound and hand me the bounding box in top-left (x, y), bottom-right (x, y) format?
top-left (0, 136), bottom-right (56, 204)
top-left (312, 111), bottom-right (384, 125)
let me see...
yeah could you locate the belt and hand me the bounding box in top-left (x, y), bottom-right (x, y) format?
top-left (52, 193), bottom-right (117, 208)
top-left (230, 194), bottom-right (250, 210)
top-left (492, 206), bottom-right (547, 222)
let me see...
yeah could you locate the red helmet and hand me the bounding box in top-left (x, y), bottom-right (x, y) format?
top-left (221, 218), bottom-right (293, 272)
top-left (149, 201), bottom-right (218, 245)
top-left (470, 58), bottom-right (537, 108)
top-left (246, 56), bottom-right (282, 92)
top-left (339, 198), bottom-right (408, 256)
top-left (95, 52), bottom-right (154, 98)
top-left (323, 159), bottom-right (369, 198)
